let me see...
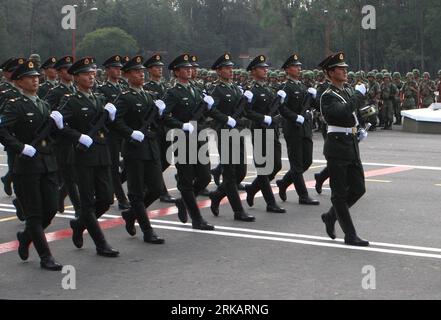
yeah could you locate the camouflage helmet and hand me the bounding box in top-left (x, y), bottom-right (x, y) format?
top-left (29, 53), bottom-right (41, 63)
top-left (313, 69), bottom-right (319, 77)
top-left (278, 70), bottom-right (286, 77)
top-left (348, 71), bottom-right (355, 78)
top-left (423, 72), bottom-right (431, 79)
top-left (318, 70), bottom-right (325, 78)
top-left (412, 69), bottom-right (420, 76)
top-left (303, 70), bottom-right (313, 79)
top-left (438, 70), bottom-right (441, 76)
top-left (241, 70), bottom-right (248, 77)
top-left (360, 70), bottom-right (366, 78)
top-left (381, 69), bottom-right (389, 74)
top-left (208, 70), bottom-right (217, 77)
top-left (355, 71), bottom-right (362, 78)
top-left (393, 72), bottom-right (401, 79)
top-left (406, 72), bottom-right (414, 79)
top-left (376, 72), bottom-right (383, 80)
top-left (367, 71), bottom-right (375, 78)
top-left (383, 73), bottom-right (392, 79)
top-left (372, 69), bottom-right (378, 74)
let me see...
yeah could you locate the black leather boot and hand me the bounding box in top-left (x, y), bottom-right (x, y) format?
top-left (133, 202), bottom-right (165, 244)
top-left (83, 214), bottom-right (119, 257)
top-left (121, 209), bottom-right (137, 236)
top-left (17, 230), bottom-right (32, 261)
top-left (321, 208), bottom-right (337, 240)
top-left (175, 198), bottom-right (188, 223)
top-left (13, 198), bottom-right (26, 222)
top-left (27, 222), bottom-right (63, 271)
top-left (70, 219), bottom-right (86, 249)
top-left (182, 190), bottom-right (215, 231)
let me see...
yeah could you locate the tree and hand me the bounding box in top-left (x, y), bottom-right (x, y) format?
top-left (77, 27), bottom-right (139, 64)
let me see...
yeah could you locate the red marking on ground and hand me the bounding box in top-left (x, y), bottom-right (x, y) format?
top-left (0, 166), bottom-right (414, 255)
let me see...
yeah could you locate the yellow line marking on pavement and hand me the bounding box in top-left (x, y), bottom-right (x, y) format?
top-left (0, 216), bottom-right (16, 222)
top-left (435, 184), bottom-right (441, 187)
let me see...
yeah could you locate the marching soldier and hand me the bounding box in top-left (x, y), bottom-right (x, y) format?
top-left (112, 55), bottom-right (165, 244)
top-left (380, 73), bottom-right (398, 130)
top-left (243, 55), bottom-right (286, 214)
top-left (163, 54), bottom-right (215, 230)
top-left (96, 55), bottom-right (131, 211)
top-left (45, 56), bottom-right (81, 217)
top-left (318, 52), bottom-right (369, 247)
top-left (59, 57), bottom-right (119, 257)
top-left (208, 53), bottom-right (255, 222)
top-left (276, 54), bottom-right (320, 206)
top-left (37, 57), bottom-right (58, 99)
top-left (0, 60), bottom-right (65, 270)
top-left (143, 54), bottom-right (177, 204)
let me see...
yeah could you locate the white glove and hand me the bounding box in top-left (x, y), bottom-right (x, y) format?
top-left (50, 111), bottom-right (64, 130)
top-left (227, 116), bottom-right (237, 128)
top-left (263, 115), bottom-right (272, 126)
top-left (244, 90), bottom-right (253, 103)
top-left (355, 84), bottom-right (367, 96)
top-left (154, 100), bottom-right (166, 116)
top-left (182, 123), bottom-right (195, 134)
top-left (308, 88), bottom-right (317, 99)
top-left (359, 129), bottom-right (368, 142)
top-left (78, 134), bottom-right (93, 148)
top-left (203, 95), bottom-right (215, 110)
top-left (277, 90), bottom-right (287, 104)
top-left (238, 86), bottom-right (244, 95)
top-left (22, 144), bottom-right (37, 158)
top-left (104, 103), bottom-right (117, 122)
top-left (296, 115), bottom-right (305, 125)
top-left (131, 130), bottom-right (145, 142)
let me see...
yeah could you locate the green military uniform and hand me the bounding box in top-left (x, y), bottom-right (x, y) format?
top-left (44, 56), bottom-right (81, 217)
top-left (163, 54), bottom-right (215, 230)
top-left (276, 54), bottom-right (319, 206)
top-left (393, 72), bottom-right (404, 125)
top-left (96, 55), bottom-right (130, 210)
top-left (0, 60), bottom-right (63, 270)
top-left (380, 73), bottom-right (398, 129)
top-left (402, 73), bottom-right (418, 110)
top-left (243, 55), bottom-right (285, 214)
top-left (366, 72), bottom-right (381, 129)
top-left (37, 57), bottom-right (58, 99)
top-left (318, 52), bottom-right (369, 247)
top-left (112, 55), bottom-right (165, 244)
top-left (419, 73), bottom-right (436, 108)
top-left (207, 53), bottom-right (254, 222)
top-left (59, 57), bottom-right (119, 258)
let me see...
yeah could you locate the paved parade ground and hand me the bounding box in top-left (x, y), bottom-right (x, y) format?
top-left (0, 127), bottom-right (440, 300)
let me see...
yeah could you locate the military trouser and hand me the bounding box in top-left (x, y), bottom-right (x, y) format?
top-left (15, 172), bottom-right (59, 259)
top-left (278, 134), bottom-right (313, 198)
top-left (393, 99), bottom-right (402, 124)
top-left (158, 127), bottom-right (174, 197)
top-left (323, 158), bottom-right (366, 238)
top-left (108, 133), bottom-right (128, 204)
top-left (123, 158), bottom-right (163, 233)
top-left (382, 101), bottom-right (394, 124)
top-left (55, 144), bottom-right (81, 216)
top-left (247, 129), bottom-right (282, 206)
top-left (210, 135), bottom-right (247, 214)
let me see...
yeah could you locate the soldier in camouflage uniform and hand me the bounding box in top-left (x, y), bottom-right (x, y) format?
top-left (366, 72), bottom-right (381, 130)
top-left (393, 72), bottom-right (404, 125)
top-left (402, 72), bottom-right (419, 110)
top-left (380, 73), bottom-right (398, 130)
top-left (437, 70), bottom-right (441, 103)
top-left (419, 72), bottom-right (436, 108)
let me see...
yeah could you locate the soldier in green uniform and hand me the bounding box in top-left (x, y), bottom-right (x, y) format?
top-left (318, 52), bottom-right (369, 247)
top-left (436, 70), bottom-right (441, 103)
top-left (0, 58), bottom-right (26, 204)
top-left (380, 73), bottom-right (398, 130)
top-left (207, 53), bottom-right (255, 222)
top-left (37, 57), bottom-right (58, 99)
top-left (243, 55), bottom-right (286, 214)
top-left (393, 72), bottom-right (404, 125)
top-left (163, 54), bottom-right (215, 230)
top-left (112, 55), bottom-right (166, 244)
top-left (347, 71), bottom-right (355, 87)
top-left (0, 60), bottom-right (65, 270)
top-left (402, 72), bottom-right (418, 110)
top-left (276, 54), bottom-right (320, 206)
top-left (366, 72), bottom-right (381, 130)
top-left (45, 56), bottom-right (81, 217)
top-left (143, 54), bottom-right (177, 204)
top-left (96, 55), bottom-right (131, 211)
top-left (119, 56), bottom-right (131, 91)
top-left (59, 57), bottom-right (119, 257)
top-left (419, 72), bottom-right (436, 108)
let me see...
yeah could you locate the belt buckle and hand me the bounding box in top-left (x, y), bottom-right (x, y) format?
top-left (352, 127), bottom-right (357, 135)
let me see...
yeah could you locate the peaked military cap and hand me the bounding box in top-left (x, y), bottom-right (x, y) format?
top-left (0, 58), bottom-right (15, 71)
top-left (103, 55), bottom-right (123, 68)
top-left (190, 55), bottom-right (200, 68)
top-left (247, 55), bottom-right (269, 72)
top-left (3, 58), bottom-right (26, 73)
top-left (54, 56), bottom-right (74, 70)
top-left (281, 53), bottom-right (302, 69)
top-left (318, 52), bottom-right (348, 70)
top-left (168, 54), bottom-right (193, 70)
top-left (68, 57), bottom-right (97, 75)
top-left (11, 59), bottom-right (40, 80)
top-left (144, 54), bottom-right (165, 68)
top-left (41, 57), bottom-right (57, 69)
top-left (211, 53), bottom-right (235, 70)
top-left (121, 55), bottom-right (145, 72)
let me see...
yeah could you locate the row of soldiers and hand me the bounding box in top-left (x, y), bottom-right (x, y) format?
top-left (0, 49), bottom-right (429, 271)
